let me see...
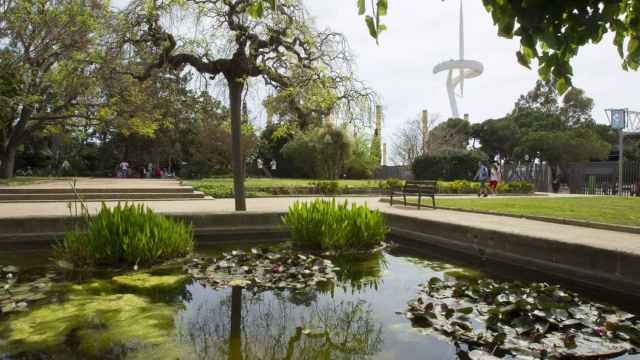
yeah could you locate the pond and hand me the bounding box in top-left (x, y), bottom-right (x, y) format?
top-left (0, 241), bottom-right (639, 359)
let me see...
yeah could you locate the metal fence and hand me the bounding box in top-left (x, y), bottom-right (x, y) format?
top-left (501, 163), bottom-right (552, 192)
top-left (567, 161), bottom-right (640, 196)
top-left (373, 166), bottom-right (414, 180)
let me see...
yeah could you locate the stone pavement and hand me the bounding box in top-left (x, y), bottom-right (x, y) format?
top-left (0, 178), bottom-right (186, 189)
top-left (1, 196), bottom-right (639, 256)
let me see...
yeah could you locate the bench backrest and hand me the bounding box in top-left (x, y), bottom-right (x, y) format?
top-left (403, 180), bottom-right (437, 194)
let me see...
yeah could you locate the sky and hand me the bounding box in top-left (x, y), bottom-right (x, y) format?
top-left (302, 1), bottom-right (640, 139)
top-left (112, 0), bottom-right (640, 149)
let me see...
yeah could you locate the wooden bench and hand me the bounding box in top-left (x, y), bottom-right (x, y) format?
top-left (389, 180), bottom-right (437, 209)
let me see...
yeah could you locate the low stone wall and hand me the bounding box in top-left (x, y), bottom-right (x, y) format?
top-left (0, 212), bottom-right (287, 244)
top-left (385, 212), bottom-right (640, 299)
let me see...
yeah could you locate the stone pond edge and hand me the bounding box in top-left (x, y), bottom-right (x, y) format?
top-left (1, 210), bottom-right (639, 300)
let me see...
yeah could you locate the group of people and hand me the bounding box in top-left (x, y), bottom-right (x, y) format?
top-left (115, 160), bottom-right (178, 179)
top-left (474, 161), bottom-right (502, 197)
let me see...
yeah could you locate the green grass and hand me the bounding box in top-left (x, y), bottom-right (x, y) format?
top-left (186, 178), bottom-right (383, 198)
top-left (0, 176), bottom-right (71, 186)
top-left (424, 196), bottom-right (640, 227)
top-left (186, 177), bottom-right (380, 188)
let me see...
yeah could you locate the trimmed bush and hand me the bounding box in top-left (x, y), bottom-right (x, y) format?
top-left (56, 203), bottom-right (194, 267)
top-left (436, 180), bottom-right (534, 194)
top-left (377, 178), bottom-right (405, 192)
top-left (413, 150), bottom-right (487, 181)
top-left (283, 199), bottom-right (388, 252)
top-left (311, 180), bottom-right (342, 195)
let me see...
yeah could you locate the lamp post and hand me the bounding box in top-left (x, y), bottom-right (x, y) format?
top-left (605, 108), bottom-right (627, 196)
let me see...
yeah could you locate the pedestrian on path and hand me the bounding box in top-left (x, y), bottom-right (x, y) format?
top-left (474, 161), bottom-right (489, 197)
top-left (489, 163), bottom-right (501, 195)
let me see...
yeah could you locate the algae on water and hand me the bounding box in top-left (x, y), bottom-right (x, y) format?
top-left (112, 273), bottom-right (188, 294)
top-left (1, 277), bottom-right (181, 358)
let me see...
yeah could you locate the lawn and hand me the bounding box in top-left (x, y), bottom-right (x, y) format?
top-left (0, 177), bottom-right (65, 186)
top-left (187, 178), bottom-right (380, 188)
top-left (427, 196), bottom-right (640, 227)
top-left (186, 178), bottom-right (383, 197)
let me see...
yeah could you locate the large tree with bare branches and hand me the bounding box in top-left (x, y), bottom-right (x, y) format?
top-left (125, 0), bottom-right (355, 210)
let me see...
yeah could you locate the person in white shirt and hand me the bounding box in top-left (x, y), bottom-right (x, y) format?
top-left (489, 163), bottom-right (501, 195)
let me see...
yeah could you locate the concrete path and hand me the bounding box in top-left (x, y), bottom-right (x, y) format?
top-left (1, 196), bottom-right (639, 256)
top-left (0, 178), bottom-right (185, 189)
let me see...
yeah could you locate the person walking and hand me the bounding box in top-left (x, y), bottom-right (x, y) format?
top-left (474, 161), bottom-right (489, 197)
top-left (119, 160), bottom-right (129, 178)
top-left (489, 163), bottom-right (501, 195)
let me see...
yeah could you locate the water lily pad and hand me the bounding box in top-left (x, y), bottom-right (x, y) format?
top-left (185, 248), bottom-right (338, 291)
top-left (406, 276), bottom-right (639, 358)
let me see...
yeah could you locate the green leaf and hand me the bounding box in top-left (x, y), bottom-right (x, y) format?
top-left (556, 77), bottom-right (570, 94)
top-left (248, 2), bottom-right (264, 18)
top-left (357, 0), bottom-right (365, 15)
top-left (365, 15), bottom-right (378, 40)
top-left (376, 0), bottom-right (388, 17)
top-left (516, 51), bottom-right (531, 69)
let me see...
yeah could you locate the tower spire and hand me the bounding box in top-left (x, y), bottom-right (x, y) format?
top-left (459, 0), bottom-right (465, 96)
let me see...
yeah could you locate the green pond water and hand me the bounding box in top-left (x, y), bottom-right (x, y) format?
top-left (0, 242), bottom-right (639, 359)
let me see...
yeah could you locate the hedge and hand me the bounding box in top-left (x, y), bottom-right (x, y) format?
top-left (412, 150), bottom-right (487, 181)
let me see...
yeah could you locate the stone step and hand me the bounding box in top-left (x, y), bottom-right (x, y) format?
top-left (0, 192), bottom-right (207, 202)
top-left (0, 187), bottom-right (195, 194)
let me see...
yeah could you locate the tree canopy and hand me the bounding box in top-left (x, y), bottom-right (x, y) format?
top-left (472, 81), bottom-right (612, 180)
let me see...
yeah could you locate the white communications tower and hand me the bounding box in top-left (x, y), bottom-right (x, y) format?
top-left (433, 1), bottom-right (484, 119)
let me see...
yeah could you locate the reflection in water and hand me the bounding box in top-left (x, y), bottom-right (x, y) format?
top-left (176, 283), bottom-right (383, 360)
top-left (331, 251), bottom-right (388, 293)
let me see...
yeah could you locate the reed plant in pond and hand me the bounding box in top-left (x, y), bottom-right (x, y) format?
top-left (56, 203), bottom-right (194, 267)
top-left (283, 199), bottom-right (388, 252)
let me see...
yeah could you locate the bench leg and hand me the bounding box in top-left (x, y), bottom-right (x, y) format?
top-left (390, 194), bottom-right (393, 206)
top-left (417, 193), bottom-right (421, 209)
top-left (432, 195), bottom-right (436, 209)
top-left (403, 194), bottom-right (407, 207)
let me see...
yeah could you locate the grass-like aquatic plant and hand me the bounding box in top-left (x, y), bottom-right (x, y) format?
top-left (56, 203), bottom-right (194, 268)
top-left (283, 199), bottom-right (388, 252)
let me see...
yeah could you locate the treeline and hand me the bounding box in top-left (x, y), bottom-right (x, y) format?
top-left (404, 81), bottom-right (631, 182)
top-left (0, 0), bottom-right (375, 180)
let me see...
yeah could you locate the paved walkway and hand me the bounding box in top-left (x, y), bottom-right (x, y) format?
top-left (0, 178), bottom-right (185, 189)
top-left (1, 196), bottom-right (639, 256)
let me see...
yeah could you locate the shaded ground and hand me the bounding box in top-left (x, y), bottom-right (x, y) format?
top-left (420, 196), bottom-right (640, 227)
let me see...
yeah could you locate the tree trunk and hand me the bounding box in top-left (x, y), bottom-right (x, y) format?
top-left (0, 144), bottom-right (17, 179)
top-left (228, 78), bottom-right (247, 211)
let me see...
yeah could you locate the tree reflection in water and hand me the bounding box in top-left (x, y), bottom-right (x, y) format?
top-left (176, 286), bottom-right (383, 359)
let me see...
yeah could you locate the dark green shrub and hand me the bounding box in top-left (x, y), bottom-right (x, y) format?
top-left (283, 199), bottom-right (388, 252)
top-left (435, 180), bottom-right (533, 194)
top-left (378, 178), bottom-right (405, 192)
top-left (282, 124), bottom-right (353, 179)
top-left (311, 180), bottom-right (342, 195)
top-left (413, 150), bottom-right (487, 181)
top-left (56, 203), bottom-right (194, 267)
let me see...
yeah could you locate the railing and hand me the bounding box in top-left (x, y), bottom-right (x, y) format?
top-left (568, 161), bottom-right (640, 196)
